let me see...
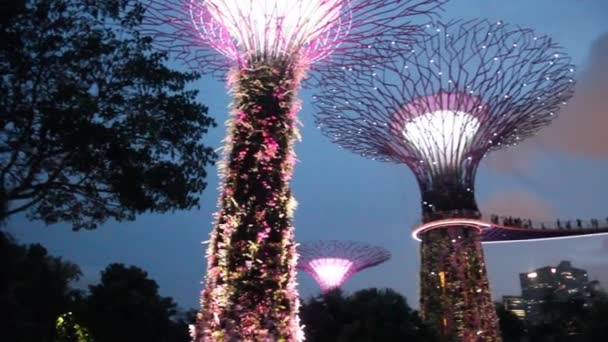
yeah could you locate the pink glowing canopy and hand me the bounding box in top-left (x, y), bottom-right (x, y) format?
top-left (144, 0), bottom-right (447, 73)
top-left (297, 240), bottom-right (391, 292)
top-left (387, 92), bottom-right (490, 171)
top-left (392, 92), bottom-right (488, 122)
top-left (308, 258), bottom-right (354, 292)
top-left (196, 0), bottom-right (346, 63)
top-left (313, 19), bottom-right (576, 170)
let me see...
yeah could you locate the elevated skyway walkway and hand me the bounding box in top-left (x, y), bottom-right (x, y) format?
top-left (412, 212), bottom-right (608, 243)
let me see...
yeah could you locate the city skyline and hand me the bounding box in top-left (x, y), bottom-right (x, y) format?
top-left (4, 0), bottom-right (608, 311)
top-left (502, 259), bottom-right (602, 325)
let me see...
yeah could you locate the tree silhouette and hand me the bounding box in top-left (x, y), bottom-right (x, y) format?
top-left (527, 293), bottom-right (590, 341)
top-left (495, 303), bottom-right (525, 342)
top-left (300, 288), bottom-right (437, 342)
top-left (0, 233), bottom-right (197, 341)
top-left (82, 263), bottom-right (186, 342)
top-left (582, 296), bottom-right (608, 341)
top-left (300, 289), bottom-right (349, 341)
top-left (0, 231), bottom-right (81, 342)
top-left (0, 0), bottom-right (216, 229)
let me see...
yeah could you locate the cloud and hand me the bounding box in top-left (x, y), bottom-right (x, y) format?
top-left (564, 238), bottom-right (608, 285)
top-left (484, 32), bottom-right (608, 175)
top-left (537, 32), bottom-right (608, 158)
top-left (479, 189), bottom-right (555, 220)
top-left (588, 237), bottom-right (608, 257)
top-left (598, 238), bottom-right (608, 254)
top-left (580, 262), bottom-right (608, 286)
top-left (482, 140), bottom-right (540, 175)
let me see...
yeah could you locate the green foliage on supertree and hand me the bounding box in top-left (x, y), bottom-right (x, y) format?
top-left (419, 228), bottom-right (500, 342)
top-left (198, 60), bottom-right (303, 341)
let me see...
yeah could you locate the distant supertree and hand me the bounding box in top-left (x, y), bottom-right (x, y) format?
top-left (313, 19), bottom-right (575, 341)
top-left (298, 240), bottom-right (391, 293)
top-left (143, 1), bottom-right (446, 341)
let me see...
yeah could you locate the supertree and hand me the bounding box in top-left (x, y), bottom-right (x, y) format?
top-left (297, 240), bottom-right (391, 293)
top-left (143, 1), bottom-right (446, 341)
top-left (313, 19), bottom-right (575, 341)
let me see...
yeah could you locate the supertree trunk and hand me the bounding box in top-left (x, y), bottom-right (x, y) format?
top-left (196, 60), bottom-right (304, 341)
top-left (419, 226), bottom-right (501, 342)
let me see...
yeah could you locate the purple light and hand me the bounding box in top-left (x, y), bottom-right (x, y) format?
top-left (297, 240), bottom-right (390, 293)
top-left (411, 217), bottom-right (608, 244)
top-left (312, 20), bottom-right (577, 339)
top-left (385, 93), bottom-right (490, 172)
top-left (485, 233), bottom-right (608, 244)
top-left (313, 19), bottom-right (575, 172)
top-left (190, 0), bottom-right (348, 63)
top-left (411, 218), bottom-right (488, 241)
top-left (141, 2), bottom-right (446, 339)
top-left (308, 258), bottom-right (354, 292)
top-left (391, 92), bottom-right (488, 122)
top-left (144, 0), bottom-right (447, 73)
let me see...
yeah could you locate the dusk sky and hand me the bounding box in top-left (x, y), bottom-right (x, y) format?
top-left (6, 0), bottom-right (608, 310)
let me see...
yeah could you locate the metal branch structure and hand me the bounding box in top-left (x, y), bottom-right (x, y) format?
top-left (297, 240), bottom-right (391, 293)
top-left (142, 1), bottom-right (446, 341)
top-left (313, 19), bottom-right (575, 341)
top-left (143, 0), bottom-right (446, 76)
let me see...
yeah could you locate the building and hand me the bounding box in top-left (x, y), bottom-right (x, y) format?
top-left (519, 261), bottom-right (591, 324)
top-left (502, 296), bottom-right (526, 320)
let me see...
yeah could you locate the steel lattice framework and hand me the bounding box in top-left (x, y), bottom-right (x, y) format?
top-left (298, 240), bottom-right (391, 292)
top-left (314, 19), bottom-right (575, 215)
top-left (313, 19), bottom-right (576, 342)
top-left (143, 0), bottom-right (446, 76)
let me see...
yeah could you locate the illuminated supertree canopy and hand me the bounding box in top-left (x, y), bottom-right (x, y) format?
top-left (144, 0), bottom-right (447, 74)
top-left (314, 19), bottom-right (575, 215)
top-left (297, 240), bottom-right (391, 293)
top-left (143, 1), bottom-right (446, 341)
top-left (313, 19), bottom-right (576, 341)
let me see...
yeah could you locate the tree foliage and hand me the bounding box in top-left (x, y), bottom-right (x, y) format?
top-left (300, 288), bottom-right (438, 342)
top-left (0, 232), bottom-right (193, 341)
top-left (82, 263), bottom-right (188, 342)
top-left (0, 231), bottom-right (81, 342)
top-left (526, 294), bottom-right (606, 342)
top-left (0, 0), bottom-right (216, 229)
top-left (55, 312), bottom-right (93, 342)
top-left (581, 296), bottom-right (608, 341)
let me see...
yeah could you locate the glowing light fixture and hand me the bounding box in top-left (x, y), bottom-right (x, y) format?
top-left (404, 110), bottom-right (480, 170)
top-left (527, 272), bottom-right (538, 278)
top-left (309, 258), bottom-right (353, 291)
top-left (199, 0), bottom-right (344, 61)
top-left (439, 271), bottom-right (446, 289)
top-left (298, 240), bottom-right (391, 293)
